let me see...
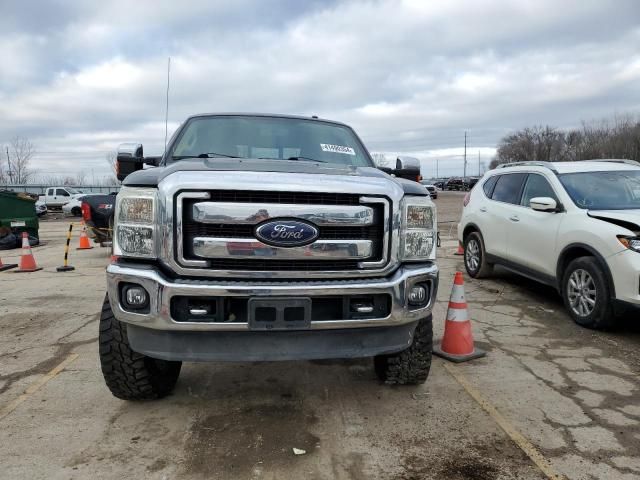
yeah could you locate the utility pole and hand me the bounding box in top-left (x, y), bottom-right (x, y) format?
top-left (6, 146), bottom-right (13, 183)
top-left (436, 158), bottom-right (439, 178)
top-left (463, 131), bottom-right (467, 179)
top-left (478, 150), bottom-right (481, 176)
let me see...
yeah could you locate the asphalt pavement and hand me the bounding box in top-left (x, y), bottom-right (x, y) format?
top-left (1, 194), bottom-right (639, 480)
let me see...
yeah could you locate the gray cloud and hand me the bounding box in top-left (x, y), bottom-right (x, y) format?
top-left (1, 0), bottom-right (639, 179)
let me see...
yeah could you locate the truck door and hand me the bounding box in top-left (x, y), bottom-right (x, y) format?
top-left (53, 188), bottom-right (71, 207)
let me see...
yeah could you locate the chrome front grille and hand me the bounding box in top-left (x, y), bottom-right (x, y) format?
top-left (176, 190), bottom-right (390, 274)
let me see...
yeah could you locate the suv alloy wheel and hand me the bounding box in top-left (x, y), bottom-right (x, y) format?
top-left (562, 257), bottom-right (614, 329)
top-left (464, 231), bottom-right (493, 278)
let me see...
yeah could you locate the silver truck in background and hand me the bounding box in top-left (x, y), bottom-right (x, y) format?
top-left (100, 113), bottom-right (438, 400)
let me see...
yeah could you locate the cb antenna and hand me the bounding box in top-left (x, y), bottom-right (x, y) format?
top-left (164, 57), bottom-right (171, 152)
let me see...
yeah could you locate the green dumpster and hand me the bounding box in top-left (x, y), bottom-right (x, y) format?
top-left (0, 190), bottom-right (39, 245)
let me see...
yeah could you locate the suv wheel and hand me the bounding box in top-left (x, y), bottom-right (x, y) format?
top-left (374, 315), bottom-right (432, 385)
top-left (464, 231), bottom-right (493, 278)
top-left (562, 257), bottom-right (615, 329)
top-left (99, 294), bottom-right (182, 400)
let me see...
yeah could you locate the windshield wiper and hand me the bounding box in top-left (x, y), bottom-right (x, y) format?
top-left (287, 156), bottom-right (327, 163)
top-left (172, 152), bottom-right (239, 159)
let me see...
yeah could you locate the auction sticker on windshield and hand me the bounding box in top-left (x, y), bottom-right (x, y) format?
top-left (320, 144), bottom-right (356, 155)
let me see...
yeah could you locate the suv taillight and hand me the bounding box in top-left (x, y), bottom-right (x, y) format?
top-left (81, 202), bottom-right (91, 221)
top-left (463, 193), bottom-right (471, 207)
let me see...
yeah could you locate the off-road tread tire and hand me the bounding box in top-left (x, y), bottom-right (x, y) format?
top-left (464, 231), bottom-right (493, 278)
top-left (562, 257), bottom-right (615, 330)
top-left (99, 295), bottom-right (181, 400)
top-left (374, 315), bottom-right (433, 385)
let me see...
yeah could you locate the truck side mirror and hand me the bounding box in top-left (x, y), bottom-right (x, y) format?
top-left (116, 143), bottom-right (144, 181)
top-left (394, 156), bottom-right (422, 182)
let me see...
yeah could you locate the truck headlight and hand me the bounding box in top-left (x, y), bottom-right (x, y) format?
top-left (400, 196), bottom-right (436, 261)
top-left (114, 187), bottom-right (157, 258)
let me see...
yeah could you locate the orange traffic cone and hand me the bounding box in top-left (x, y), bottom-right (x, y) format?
top-left (433, 271), bottom-right (486, 362)
top-left (77, 224), bottom-right (93, 250)
top-left (0, 254), bottom-right (18, 272)
top-left (14, 232), bottom-right (42, 273)
top-left (454, 242), bottom-right (464, 255)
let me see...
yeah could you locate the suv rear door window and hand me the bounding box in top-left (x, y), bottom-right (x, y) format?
top-left (483, 176), bottom-right (498, 197)
top-left (521, 174), bottom-right (558, 207)
top-left (490, 173), bottom-right (527, 204)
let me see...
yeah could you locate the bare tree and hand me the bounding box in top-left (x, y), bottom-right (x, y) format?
top-left (492, 114), bottom-right (640, 168)
top-left (371, 152), bottom-right (390, 167)
top-left (75, 171), bottom-right (87, 185)
top-left (106, 151), bottom-right (117, 175)
top-left (101, 174), bottom-right (119, 187)
top-left (9, 136), bottom-right (35, 184)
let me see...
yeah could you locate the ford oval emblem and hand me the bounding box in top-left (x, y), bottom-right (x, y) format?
top-left (255, 219), bottom-right (319, 247)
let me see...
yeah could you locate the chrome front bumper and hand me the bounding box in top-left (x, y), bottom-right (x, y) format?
top-left (106, 262), bottom-right (438, 331)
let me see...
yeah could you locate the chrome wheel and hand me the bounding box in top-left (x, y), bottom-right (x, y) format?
top-left (567, 269), bottom-right (597, 317)
top-left (466, 239), bottom-right (480, 272)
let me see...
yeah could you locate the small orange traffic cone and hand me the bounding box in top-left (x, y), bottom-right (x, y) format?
top-left (14, 232), bottom-right (42, 273)
top-left (434, 271), bottom-right (486, 362)
top-left (0, 254), bottom-right (18, 272)
top-left (454, 242), bottom-right (464, 255)
top-left (77, 224), bottom-right (93, 250)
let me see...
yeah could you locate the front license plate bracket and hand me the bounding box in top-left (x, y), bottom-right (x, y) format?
top-left (248, 297), bottom-right (312, 330)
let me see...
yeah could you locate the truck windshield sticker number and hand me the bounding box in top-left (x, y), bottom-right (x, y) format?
top-left (320, 144), bottom-right (356, 155)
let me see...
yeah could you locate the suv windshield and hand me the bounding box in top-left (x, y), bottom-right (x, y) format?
top-left (559, 170), bottom-right (640, 210)
top-left (170, 116), bottom-right (372, 167)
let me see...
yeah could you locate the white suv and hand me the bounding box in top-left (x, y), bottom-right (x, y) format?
top-left (458, 160), bottom-right (640, 329)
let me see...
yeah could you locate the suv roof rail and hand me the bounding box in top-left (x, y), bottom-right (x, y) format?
top-left (583, 159), bottom-right (640, 166)
top-left (496, 161), bottom-right (558, 173)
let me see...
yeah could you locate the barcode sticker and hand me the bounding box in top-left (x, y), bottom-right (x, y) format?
top-left (320, 144), bottom-right (356, 155)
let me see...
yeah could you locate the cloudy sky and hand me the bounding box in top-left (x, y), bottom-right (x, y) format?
top-left (1, 0), bottom-right (639, 182)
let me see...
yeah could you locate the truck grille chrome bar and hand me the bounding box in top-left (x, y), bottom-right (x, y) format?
top-left (192, 202), bottom-right (375, 226)
top-left (192, 237), bottom-right (374, 260)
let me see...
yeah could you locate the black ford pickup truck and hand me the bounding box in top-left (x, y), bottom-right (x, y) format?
top-left (101, 113), bottom-right (439, 400)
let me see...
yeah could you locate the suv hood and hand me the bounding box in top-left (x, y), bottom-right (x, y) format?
top-left (588, 210), bottom-right (640, 234)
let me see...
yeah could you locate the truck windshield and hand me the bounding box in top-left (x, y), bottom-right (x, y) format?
top-left (170, 116), bottom-right (373, 167)
top-left (559, 170), bottom-right (640, 210)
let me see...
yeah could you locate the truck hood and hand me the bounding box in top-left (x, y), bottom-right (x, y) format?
top-left (124, 158), bottom-right (428, 196)
top-left (588, 210), bottom-right (640, 234)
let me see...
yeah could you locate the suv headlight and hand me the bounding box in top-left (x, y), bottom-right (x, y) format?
top-left (400, 196), bottom-right (436, 261)
top-left (618, 236), bottom-right (640, 253)
top-left (113, 187), bottom-right (157, 258)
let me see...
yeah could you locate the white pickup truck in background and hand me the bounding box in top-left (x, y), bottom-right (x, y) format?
top-left (38, 186), bottom-right (85, 209)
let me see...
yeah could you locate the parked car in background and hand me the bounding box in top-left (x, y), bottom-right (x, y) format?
top-left (38, 186), bottom-right (85, 209)
top-left (420, 181), bottom-right (438, 199)
top-left (63, 194), bottom-right (100, 216)
top-left (458, 160), bottom-right (640, 329)
top-left (444, 177), bottom-right (464, 190)
top-left (35, 200), bottom-right (47, 217)
top-left (464, 177), bottom-right (480, 190)
top-left (81, 193), bottom-right (117, 243)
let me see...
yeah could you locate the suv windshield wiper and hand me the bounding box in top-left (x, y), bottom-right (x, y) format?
top-left (287, 156), bottom-right (327, 163)
top-left (172, 152), bottom-right (239, 159)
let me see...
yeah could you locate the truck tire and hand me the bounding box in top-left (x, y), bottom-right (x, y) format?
top-left (99, 294), bottom-right (182, 400)
top-left (374, 315), bottom-right (433, 385)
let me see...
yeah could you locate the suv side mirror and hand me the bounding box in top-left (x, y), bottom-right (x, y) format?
top-left (394, 156), bottom-right (421, 181)
top-left (530, 197), bottom-right (558, 212)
